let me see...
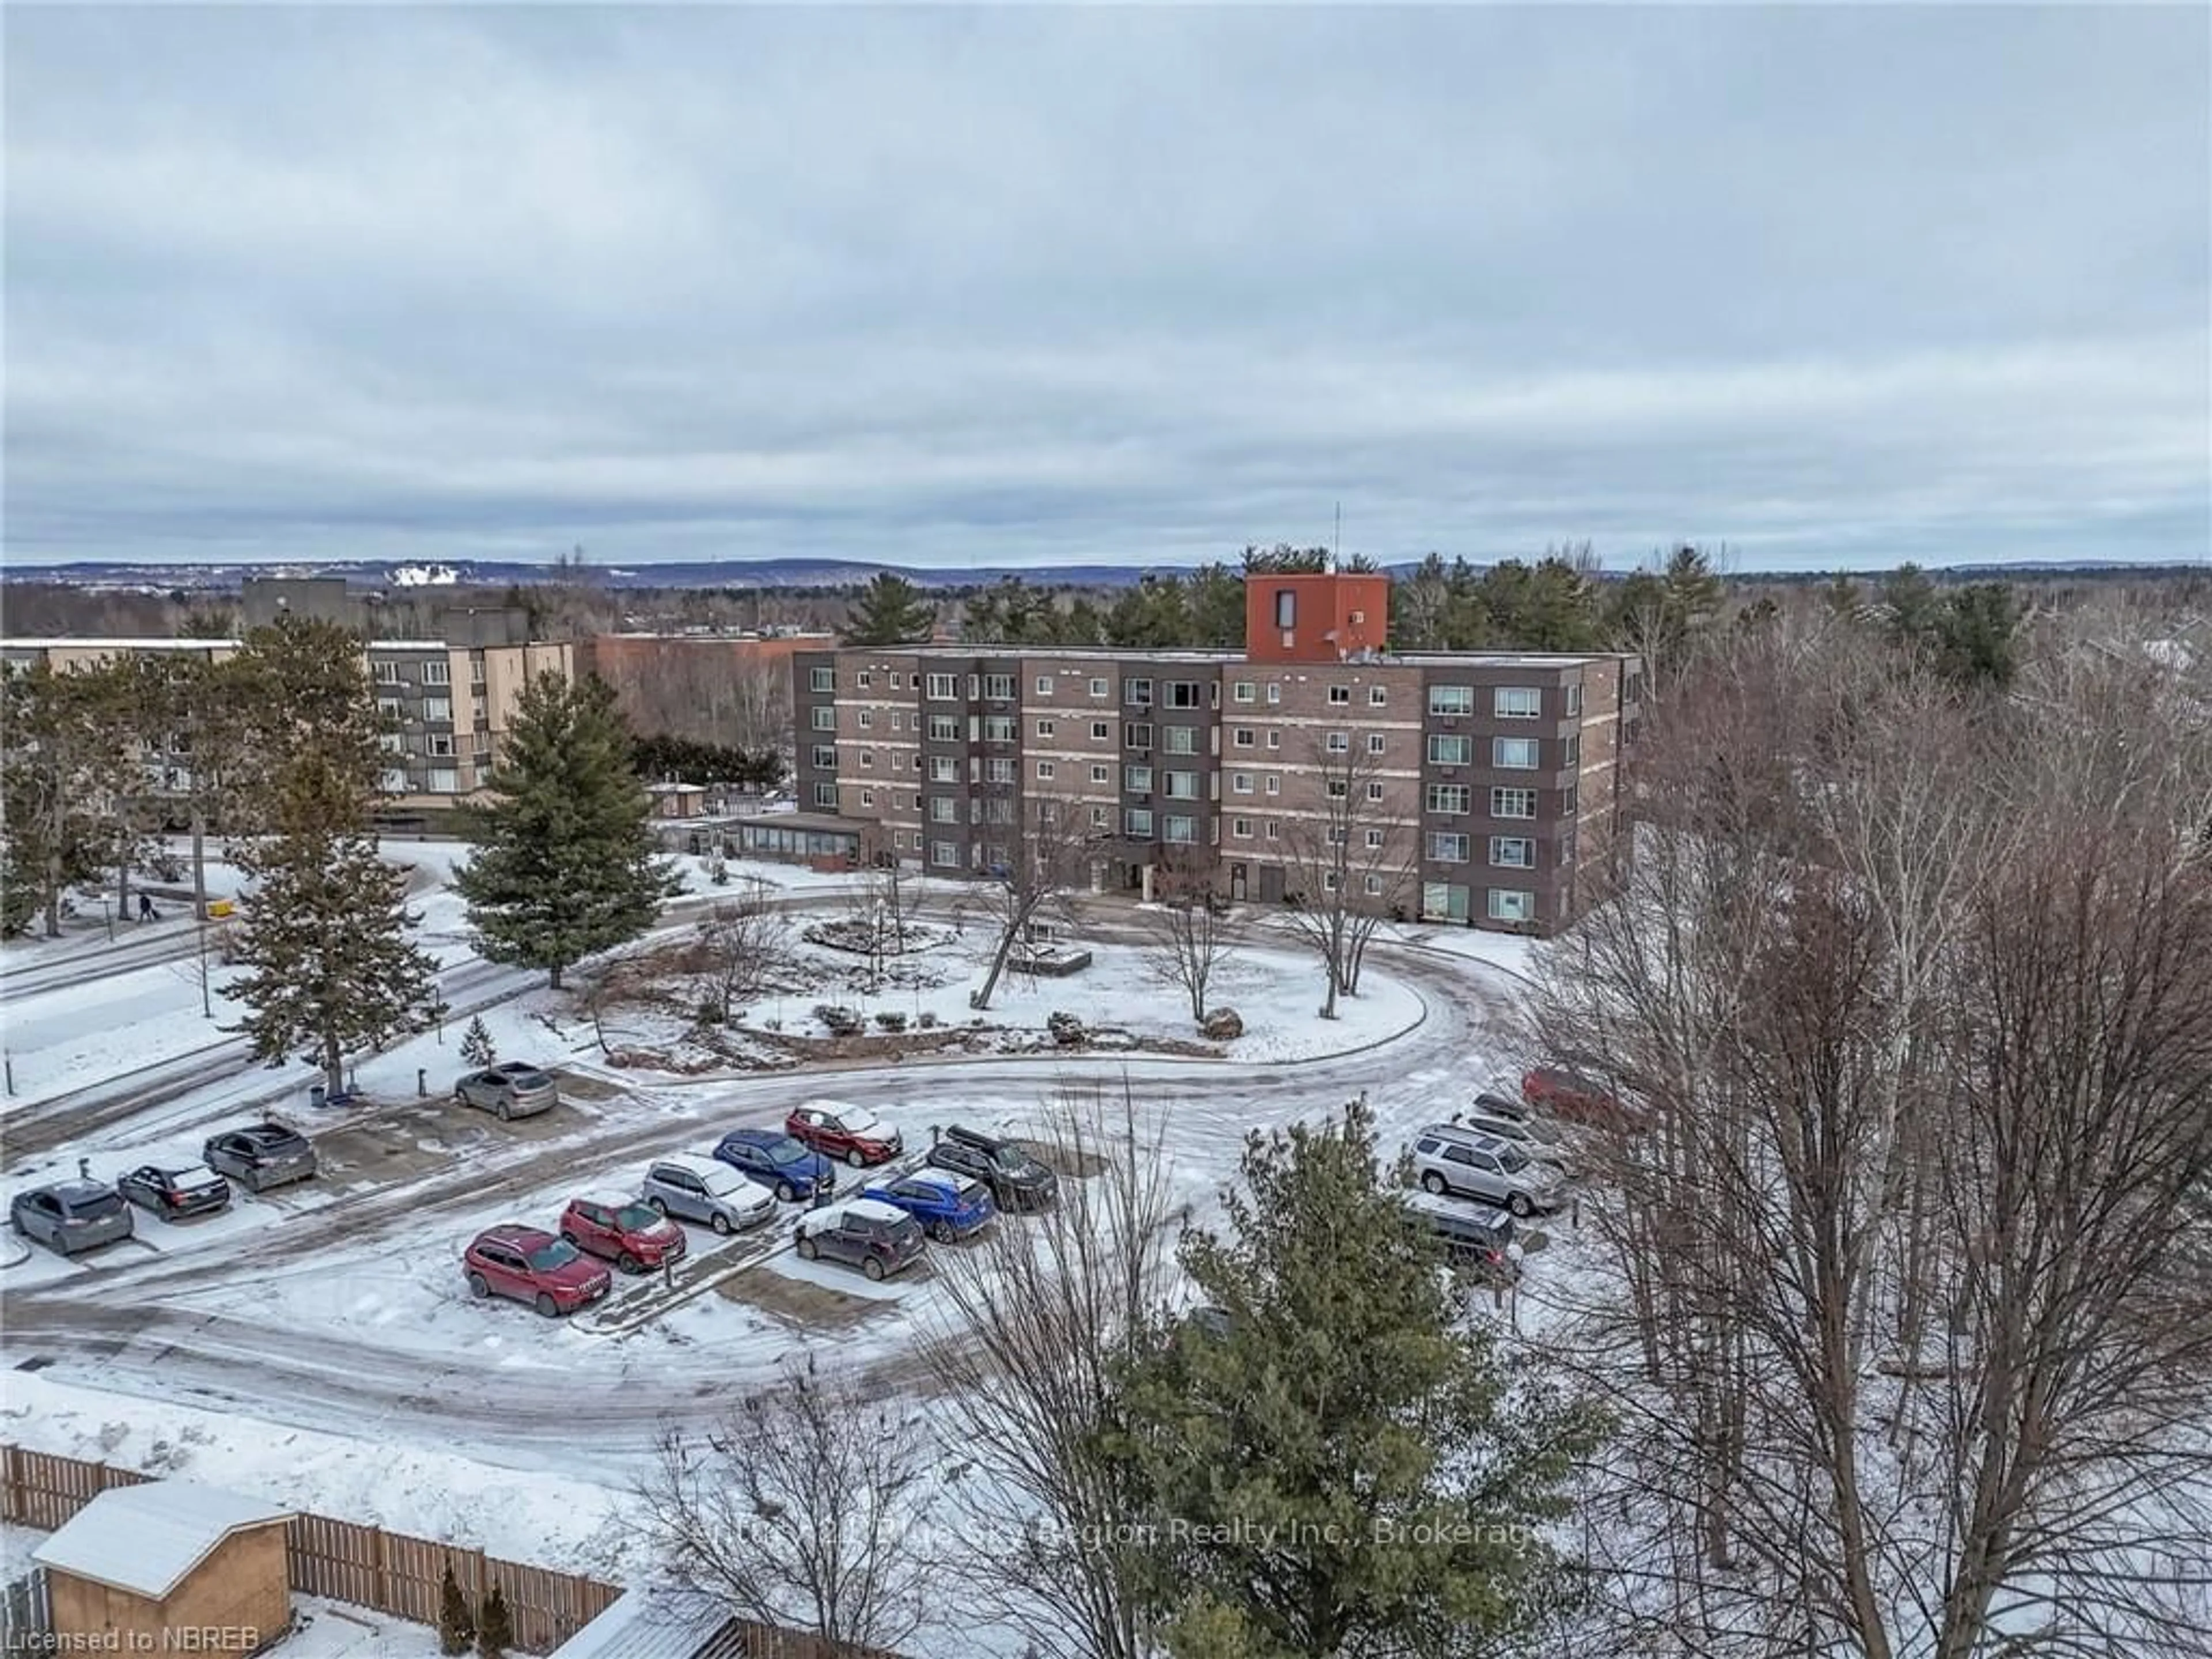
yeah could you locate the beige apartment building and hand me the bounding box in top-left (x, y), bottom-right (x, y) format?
top-left (791, 570), bottom-right (1639, 936)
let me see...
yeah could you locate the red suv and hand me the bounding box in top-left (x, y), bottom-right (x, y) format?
top-left (463, 1224), bottom-right (612, 1317)
top-left (785, 1100), bottom-right (903, 1168)
top-left (1521, 1067), bottom-right (1642, 1130)
top-left (560, 1194), bottom-right (687, 1274)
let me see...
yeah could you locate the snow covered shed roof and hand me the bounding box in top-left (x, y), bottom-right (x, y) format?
top-left (33, 1480), bottom-right (290, 1600)
top-left (547, 1588), bottom-right (743, 1659)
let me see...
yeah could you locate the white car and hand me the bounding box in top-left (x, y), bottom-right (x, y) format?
top-left (1411, 1125), bottom-right (1565, 1217)
top-left (639, 1153), bottom-right (779, 1235)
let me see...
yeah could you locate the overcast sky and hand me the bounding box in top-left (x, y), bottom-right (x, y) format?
top-left (5, 7), bottom-right (2207, 574)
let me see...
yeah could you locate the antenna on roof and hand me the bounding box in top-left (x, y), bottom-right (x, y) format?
top-left (1334, 502), bottom-right (1342, 570)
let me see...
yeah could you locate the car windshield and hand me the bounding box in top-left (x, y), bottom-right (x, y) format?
top-left (1497, 1147), bottom-right (1532, 1176)
top-left (526, 1240), bottom-right (581, 1272)
top-left (1000, 1152), bottom-right (1044, 1177)
top-left (767, 1139), bottom-right (812, 1165)
top-left (700, 1166), bottom-right (750, 1196)
top-left (509, 1071), bottom-right (550, 1087)
top-left (168, 1165), bottom-right (219, 1186)
top-left (67, 1194), bottom-right (126, 1220)
top-left (615, 1205), bottom-right (662, 1230)
top-left (839, 1109), bottom-right (883, 1136)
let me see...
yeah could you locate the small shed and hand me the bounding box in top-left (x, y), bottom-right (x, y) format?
top-left (645, 782), bottom-right (707, 820)
top-left (547, 1586), bottom-right (743, 1659)
top-left (33, 1480), bottom-right (291, 1652)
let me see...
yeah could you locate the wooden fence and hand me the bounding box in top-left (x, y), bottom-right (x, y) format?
top-left (1, 1446), bottom-right (619, 1654)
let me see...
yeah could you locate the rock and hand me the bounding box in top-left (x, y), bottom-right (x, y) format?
top-left (1202, 1007), bottom-right (1244, 1041)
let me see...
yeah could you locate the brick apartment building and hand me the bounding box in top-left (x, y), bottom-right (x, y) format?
top-left (2, 578), bottom-right (574, 816)
top-left (789, 570), bottom-right (1639, 935)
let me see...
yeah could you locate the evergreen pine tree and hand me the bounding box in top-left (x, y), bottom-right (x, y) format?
top-left (1111, 1099), bottom-right (1604, 1658)
top-left (437, 1565), bottom-right (475, 1657)
top-left (475, 1582), bottom-right (512, 1659)
top-left (842, 573), bottom-right (935, 645)
top-left (453, 673), bottom-right (679, 990)
top-left (460, 1016), bottom-right (497, 1068)
top-left (1184, 563), bottom-right (1248, 650)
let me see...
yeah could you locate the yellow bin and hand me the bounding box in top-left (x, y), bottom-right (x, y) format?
top-left (207, 899), bottom-right (236, 919)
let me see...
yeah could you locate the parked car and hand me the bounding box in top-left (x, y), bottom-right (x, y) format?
top-left (861, 1169), bottom-right (997, 1243)
top-left (116, 1162), bottom-right (233, 1220)
top-left (1411, 1124), bottom-right (1565, 1217)
top-left (640, 1154), bottom-right (780, 1235)
top-left (463, 1224), bottom-right (612, 1317)
top-left (713, 1130), bottom-right (837, 1202)
top-left (201, 1124), bottom-right (317, 1192)
top-left (925, 1126), bottom-right (1058, 1211)
top-left (453, 1062), bottom-right (559, 1122)
top-left (560, 1193), bottom-right (688, 1272)
top-left (1405, 1191), bottom-right (1522, 1286)
top-left (9, 1181), bottom-right (135, 1256)
top-left (785, 1100), bottom-right (903, 1168)
top-left (793, 1198), bottom-right (926, 1281)
top-left (1521, 1067), bottom-right (1638, 1129)
top-left (1453, 1105), bottom-right (1567, 1167)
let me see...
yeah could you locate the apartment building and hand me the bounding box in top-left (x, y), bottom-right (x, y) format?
top-left (791, 570), bottom-right (1638, 936)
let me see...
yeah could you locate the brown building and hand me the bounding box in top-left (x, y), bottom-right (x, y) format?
top-left (791, 571), bottom-right (1639, 935)
top-left (32, 1480), bottom-right (291, 1653)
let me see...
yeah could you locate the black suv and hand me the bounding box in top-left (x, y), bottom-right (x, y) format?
top-left (1409, 1195), bottom-right (1521, 1286)
top-left (926, 1126), bottom-right (1058, 1211)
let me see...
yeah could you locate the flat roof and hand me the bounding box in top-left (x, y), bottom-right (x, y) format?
top-left (1, 637), bottom-right (237, 652)
top-left (35, 1480), bottom-right (289, 1600)
top-left (838, 644), bottom-right (1626, 668)
top-left (732, 810), bottom-right (860, 835)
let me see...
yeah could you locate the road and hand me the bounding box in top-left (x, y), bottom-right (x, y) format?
top-left (0, 903), bottom-right (1516, 1484)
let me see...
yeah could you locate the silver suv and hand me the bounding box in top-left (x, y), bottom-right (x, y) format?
top-left (1412, 1124), bottom-right (1564, 1217)
top-left (640, 1154), bottom-right (778, 1236)
top-left (1454, 1103), bottom-right (1567, 1168)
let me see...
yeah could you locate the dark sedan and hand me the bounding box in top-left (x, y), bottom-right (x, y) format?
top-left (202, 1124), bottom-right (318, 1192)
top-left (117, 1162), bottom-right (233, 1220)
top-left (10, 1181), bottom-right (135, 1256)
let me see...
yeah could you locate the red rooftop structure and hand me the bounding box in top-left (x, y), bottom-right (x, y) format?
top-left (1241, 570), bottom-right (1391, 662)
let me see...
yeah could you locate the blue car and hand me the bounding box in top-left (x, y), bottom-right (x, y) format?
top-left (714, 1129), bottom-right (836, 1203)
top-left (861, 1169), bottom-right (997, 1243)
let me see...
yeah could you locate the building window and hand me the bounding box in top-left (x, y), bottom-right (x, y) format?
top-left (1265, 820), bottom-right (1282, 840)
top-left (809, 744), bottom-right (837, 770)
top-left (810, 667), bottom-right (835, 693)
top-left (1488, 888), bottom-right (1535, 923)
top-left (1321, 870), bottom-right (1340, 892)
top-left (1164, 726), bottom-right (1197, 755)
top-left (1035, 760), bottom-right (1056, 780)
top-left (1266, 730), bottom-right (1281, 750)
top-left (1364, 874), bottom-right (1384, 896)
top-left (929, 797), bottom-right (959, 823)
top-left (1495, 687), bottom-right (1543, 719)
top-left (1328, 685), bottom-right (1350, 705)
top-left (1164, 815), bottom-right (1196, 844)
top-left (1167, 682), bottom-right (1202, 709)
top-left (1366, 781), bottom-right (1385, 802)
top-left (1089, 677), bottom-right (1108, 698)
top-left (376, 697), bottom-right (403, 720)
top-left (861, 790), bottom-right (875, 808)
top-left (1326, 731), bottom-right (1349, 753)
top-left (1126, 723), bottom-right (1153, 750)
top-left (1035, 718), bottom-right (1056, 738)
top-left (1124, 678), bottom-right (1153, 707)
top-left (929, 756), bottom-right (959, 783)
top-left (857, 671), bottom-right (873, 690)
top-left (985, 673), bottom-right (1014, 700)
top-left (1233, 728), bottom-right (1255, 748)
top-left (1365, 828), bottom-right (1385, 850)
top-left (813, 782), bottom-right (839, 809)
top-left (1492, 787), bottom-right (1538, 819)
top-left (1368, 685), bottom-right (1387, 706)
top-left (1126, 764), bottom-right (1154, 793)
top-left (931, 840), bottom-right (959, 868)
top-left (857, 709), bottom-right (873, 730)
top-left (422, 661), bottom-right (450, 686)
top-left (371, 661), bottom-right (403, 685)
top-left (1494, 737), bottom-right (1541, 770)
top-left (1427, 783), bottom-right (1471, 814)
top-left (1233, 681), bottom-right (1255, 703)
top-left (977, 757), bottom-right (1009, 784)
top-left (1164, 771), bottom-right (1198, 799)
top-left (1091, 721), bottom-right (1109, 741)
top-left (1429, 734), bottom-right (1473, 766)
top-left (888, 672), bottom-right (904, 690)
top-left (1232, 772), bottom-right (1253, 794)
top-left (1565, 732), bottom-right (1581, 768)
top-left (889, 711), bottom-right (903, 732)
top-left (429, 767), bottom-right (460, 794)
top-left (859, 749), bottom-right (875, 768)
top-left (378, 765), bottom-right (409, 792)
top-left (1563, 783), bottom-right (1580, 817)
top-left (812, 707), bottom-right (836, 732)
top-left (1274, 590), bottom-right (1296, 629)
top-left (1090, 764), bottom-right (1111, 784)
top-left (1265, 775), bottom-right (1281, 795)
top-left (423, 697), bottom-right (452, 724)
top-left (469, 654), bottom-right (486, 685)
top-left (379, 733), bottom-right (406, 755)
top-left (968, 675), bottom-right (980, 700)
top-left (1327, 778), bottom-right (1349, 798)
top-left (1036, 675), bottom-right (1054, 695)
top-left (1037, 799), bottom-right (1058, 825)
top-left (427, 734), bottom-right (454, 758)
top-left (1230, 817), bottom-right (1253, 839)
top-left (926, 673), bottom-right (957, 699)
top-left (1366, 733), bottom-right (1386, 755)
top-left (1429, 832), bottom-right (1470, 863)
top-left (1090, 805), bottom-right (1111, 828)
top-left (1429, 684), bottom-right (1474, 716)
top-left (983, 715), bottom-right (1016, 742)
top-left (1265, 683), bottom-right (1282, 705)
top-left (929, 715), bottom-right (961, 741)
top-left (1124, 808), bottom-right (1154, 838)
top-left (1566, 682), bottom-right (1584, 717)
top-left (1491, 837), bottom-right (1536, 868)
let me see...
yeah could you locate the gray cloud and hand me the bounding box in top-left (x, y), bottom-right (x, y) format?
top-left (5, 6), bottom-right (2206, 573)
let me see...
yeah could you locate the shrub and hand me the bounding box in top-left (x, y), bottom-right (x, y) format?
top-left (475, 1582), bottom-right (512, 1659)
top-left (695, 997), bottom-right (724, 1027)
top-left (437, 1566), bottom-right (474, 1657)
top-left (875, 1011), bottom-right (908, 1032)
top-left (459, 1017), bottom-right (497, 1069)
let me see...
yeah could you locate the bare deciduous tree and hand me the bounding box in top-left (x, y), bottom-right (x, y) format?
top-left (922, 1080), bottom-right (1178, 1659)
top-left (968, 800), bottom-right (1098, 1011)
top-left (695, 877), bottom-right (792, 1021)
top-left (1274, 737), bottom-right (1418, 1018)
top-left (1140, 847), bottom-right (1234, 1024)
top-left (844, 860), bottom-right (926, 995)
top-left (641, 1359), bottom-right (935, 1653)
